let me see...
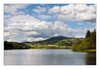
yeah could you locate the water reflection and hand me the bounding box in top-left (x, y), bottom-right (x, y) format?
top-left (85, 53), bottom-right (96, 65)
top-left (4, 49), bottom-right (96, 65)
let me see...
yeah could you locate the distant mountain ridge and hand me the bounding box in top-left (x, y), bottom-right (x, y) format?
top-left (23, 36), bottom-right (73, 43)
top-left (43, 36), bottom-right (71, 42)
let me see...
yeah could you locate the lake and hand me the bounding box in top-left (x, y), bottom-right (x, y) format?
top-left (4, 49), bottom-right (96, 65)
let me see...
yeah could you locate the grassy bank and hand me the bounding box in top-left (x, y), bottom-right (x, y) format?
top-left (29, 45), bottom-right (72, 49)
top-left (83, 49), bottom-right (96, 53)
top-left (72, 49), bottom-right (96, 53)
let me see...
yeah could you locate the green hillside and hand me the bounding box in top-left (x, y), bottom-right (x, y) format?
top-left (25, 38), bottom-right (83, 49)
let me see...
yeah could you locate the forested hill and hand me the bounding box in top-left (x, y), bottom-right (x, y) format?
top-left (23, 36), bottom-right (73, 44)
top-left (72, 29), bottom-right (96, 52)
top-left (4, 36), bottom-right (83, 50)
top-left (43, 36), bottom-right (71, 41)
top-left (22, 37), bottom-right (83, 49)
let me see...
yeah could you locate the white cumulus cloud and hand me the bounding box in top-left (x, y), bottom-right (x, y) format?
top-left (4, 14), bottom-right (76, 42)
top-left (33, 6), bottom-right (46, 14)
top-left (48, 4), bottom-right (96, 23)
top-left (48, 6), bottom-right (60, 14)
top-left (4, 4), bottom-right (28, 14)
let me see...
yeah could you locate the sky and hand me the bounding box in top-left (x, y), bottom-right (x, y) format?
top-left (4, 4), bottom-right (96, 42)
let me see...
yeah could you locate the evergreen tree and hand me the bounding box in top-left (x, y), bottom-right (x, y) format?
top-left (85, 30), bottom-right (91, 38)
top-left (90, 29), bottom-right (96, 49)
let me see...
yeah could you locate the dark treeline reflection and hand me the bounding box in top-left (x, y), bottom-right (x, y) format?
top-left (85, 53), bottom-right (96, 65)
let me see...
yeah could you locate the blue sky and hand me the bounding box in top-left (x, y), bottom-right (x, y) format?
top-left (4, 4), bottom-right (96, 42)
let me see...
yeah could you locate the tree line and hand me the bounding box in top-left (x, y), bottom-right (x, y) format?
top-left (72, 29), bottom-right (96, 52)
top-left (4, 41), bottom-right (30, 50)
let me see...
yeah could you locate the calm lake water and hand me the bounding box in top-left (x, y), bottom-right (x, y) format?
top-left (4, 49), bottom-right (96, 65)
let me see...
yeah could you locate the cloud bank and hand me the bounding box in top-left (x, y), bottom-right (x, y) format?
top-left (4, 14), bottom-right (76, 42)
top-left (48, 4), bottom-right (96, 23)
top-left (4, 4), bottom-right (96, 42)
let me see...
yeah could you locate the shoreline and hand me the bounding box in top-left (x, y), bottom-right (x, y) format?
top-left (4, 48), bottom-right (96, 53)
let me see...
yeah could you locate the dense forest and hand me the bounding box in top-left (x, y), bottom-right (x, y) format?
top-left (4, 29), bottom-right (96, 52)
top-left (4, 41), bottom-right (30, 50)
top-left (72, 29), bottom-right (96, 52)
